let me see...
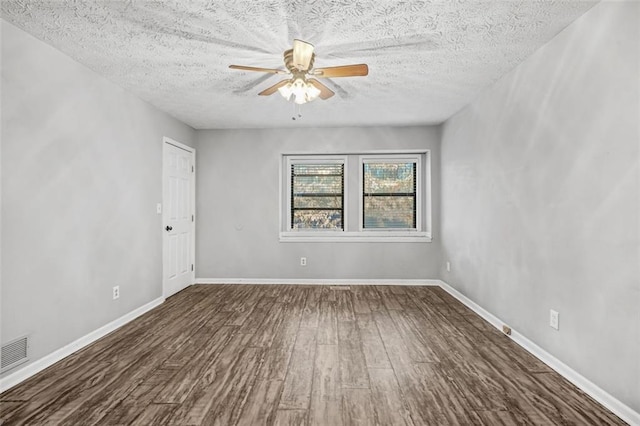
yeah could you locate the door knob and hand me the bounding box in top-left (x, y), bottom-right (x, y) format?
top-left (165, 225), bottom-right (173, 231)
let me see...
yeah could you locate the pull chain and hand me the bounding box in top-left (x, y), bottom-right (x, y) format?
top-left (292, 102), bottom-right (303, 120)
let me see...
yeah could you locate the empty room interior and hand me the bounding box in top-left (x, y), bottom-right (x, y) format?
top-left (1, 1), bottom-right (639, 425)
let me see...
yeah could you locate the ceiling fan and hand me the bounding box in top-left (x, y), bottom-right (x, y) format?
top-left (229, 39), bottom-right (368, 105)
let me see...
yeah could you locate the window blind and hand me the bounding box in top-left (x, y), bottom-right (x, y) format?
top-left (363, 162), bottom-right (416, 229)
top-left (291, 163), bottom-right (344, 229)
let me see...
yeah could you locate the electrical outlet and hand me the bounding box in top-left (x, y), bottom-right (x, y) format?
top-left (550, 309), bottom-right (559, 330)
top-left (446, 261), bottom-right (451, 272)
top-left (113, 286), bottom-right (120, 300)
top-left (300, 257), bottom-right (307, 266)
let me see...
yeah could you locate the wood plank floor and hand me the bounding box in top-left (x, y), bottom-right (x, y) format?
top-left (0, 284), bottom-right (625, 425)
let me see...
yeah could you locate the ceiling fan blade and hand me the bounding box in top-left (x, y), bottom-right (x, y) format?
top-left (312, 64), bottom-right (369, 78)
top-left (323, 35), bottom-right (438, 57)
top-left (229, 65), bottom-right (288, 75)
top-left (122, 11), bottom-right (273, 55)
top-left (258, 79), bottom-right (291, 96)
top-left (321, 78), bottom-right (350, 99)
top-left (307, 79), bottom-right (335, 100)
top-left (233, 73), bottom-right (276, 94)
top-left (293, 39), bottom-right (314, 71)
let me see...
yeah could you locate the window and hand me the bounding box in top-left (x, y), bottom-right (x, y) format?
top-left (363, 159), bottom-right (417, 229)
top-left (285, 156), bottom-right (346, 232)
top-left (290, 162), bottom-right (344, 230)
top-left (281, 152), bottom-right (430, 242)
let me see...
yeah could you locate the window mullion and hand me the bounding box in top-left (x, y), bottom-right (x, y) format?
top-left (290, 164), bottom-right (294, 229)
top-left (362, 162), bottom-right (365, 231)
top-left (413, 162), bottom-right (417, 229)
top-left (340, 163), bottom-right (344, 231)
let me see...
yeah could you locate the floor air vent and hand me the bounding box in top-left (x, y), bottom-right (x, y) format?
top-left (1, 336), bottom-right (29, 373)
top-left (329, 286), bottom-right (351, 290)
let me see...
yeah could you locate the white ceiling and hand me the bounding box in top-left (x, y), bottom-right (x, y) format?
top-left (1, 1), bottom-right (597, 129)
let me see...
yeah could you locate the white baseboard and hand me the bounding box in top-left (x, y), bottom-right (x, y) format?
top-left (0, 296), bottom-right (164, 394)
top-left (437, 280), bottom-right (640, 426)
top-left (195, 278), bottom-right (440, 286)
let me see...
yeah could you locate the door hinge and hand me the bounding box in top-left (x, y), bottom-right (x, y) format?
top-left (192, 214), bottom-right (194, 222)
top-left (192, 166), bottom-right (194, 173)
top-left (191, 264), bottom-right (194, 271)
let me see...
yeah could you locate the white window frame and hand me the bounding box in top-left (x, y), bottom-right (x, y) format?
top-left (280, 151), bottom-right (431, 243)
top-left (359, 154), bottom-right (423, 236)
top-left (283, 155), bottom-right (348, 235)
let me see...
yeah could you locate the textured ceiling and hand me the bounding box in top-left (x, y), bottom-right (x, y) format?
top-left (1, 1), bottom-right (597, 129)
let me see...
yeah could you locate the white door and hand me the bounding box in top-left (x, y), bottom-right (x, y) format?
top-left (163, 138), bottom-right (195, 297)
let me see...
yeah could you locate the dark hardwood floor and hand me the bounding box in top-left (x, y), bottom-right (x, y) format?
top-left (0, 284), bottom-right (625, 425)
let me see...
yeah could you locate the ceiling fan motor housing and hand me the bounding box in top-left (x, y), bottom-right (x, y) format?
top-left (284, 48), bottom-right (315, 73)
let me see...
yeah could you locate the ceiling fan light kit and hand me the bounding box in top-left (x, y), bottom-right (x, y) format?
top-left (229, 39), bottom-right (368, 107)
top-left (278, 77), bottom-right (322, 105)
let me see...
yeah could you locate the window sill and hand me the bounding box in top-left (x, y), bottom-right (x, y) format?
top-left (279, 231), bottom-right (432, 243)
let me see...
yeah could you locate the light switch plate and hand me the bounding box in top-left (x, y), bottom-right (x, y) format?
top-left (550, 309), bottom-right (559, 330)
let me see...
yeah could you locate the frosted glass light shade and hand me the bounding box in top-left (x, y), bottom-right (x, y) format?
top-left (278, 78), bottom-right (321, 104)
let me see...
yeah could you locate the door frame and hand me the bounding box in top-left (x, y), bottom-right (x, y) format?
top-left (162, 136), bottom-right (196, 298)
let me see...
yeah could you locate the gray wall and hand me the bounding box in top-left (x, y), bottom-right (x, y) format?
top-left (2, 2), bottom-right (638, 414)
top-left (440, 1), bottom-right (639, 412)
top-left (0, 21), bottom-right (195, 377)
top-left (195, 126), bottom-right (441, 280)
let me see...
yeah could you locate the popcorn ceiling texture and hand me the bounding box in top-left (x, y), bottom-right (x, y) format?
top-left (1, 0), bottom-right (597, 129)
